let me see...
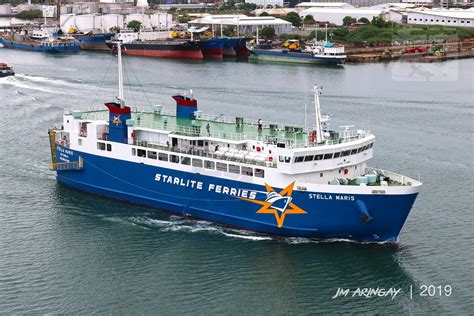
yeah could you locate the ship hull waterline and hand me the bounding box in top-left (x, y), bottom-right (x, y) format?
top-left (55, 145), bottom-right (418, 243)
top-left (250, 51), bottom-right (345, 65)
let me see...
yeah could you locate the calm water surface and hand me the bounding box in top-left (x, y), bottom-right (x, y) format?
top-left (0, 49), bottom-right (472, 314)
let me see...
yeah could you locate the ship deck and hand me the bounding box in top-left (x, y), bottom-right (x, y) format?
top-left (80, 109), bottom-right (369, 149)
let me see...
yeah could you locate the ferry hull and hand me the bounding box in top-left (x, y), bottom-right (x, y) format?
top-left (55, 146), bottom-right (418, 242)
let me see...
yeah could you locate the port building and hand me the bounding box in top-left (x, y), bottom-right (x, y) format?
top-left (299, 8), bottom-right (383, 25)
top-left (188, 15), bottom-right (293, 35)
top-left (406, 9), bottom-right (474, 27)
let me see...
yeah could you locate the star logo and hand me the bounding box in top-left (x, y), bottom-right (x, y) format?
top-left (112, 115), bottom-right (122, 127)
top-left (241, 182), bottom-right (307, 228)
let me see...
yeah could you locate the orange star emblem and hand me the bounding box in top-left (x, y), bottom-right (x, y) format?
top-left (112, 115), bottom-right (122, 127)
top-left (241, 181), bottom-right (307, 228)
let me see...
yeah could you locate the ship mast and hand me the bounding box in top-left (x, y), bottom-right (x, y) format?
top-left (314, 85), bottom-right (324, 143)
top-left (117, 41), bottom-right (125, 108)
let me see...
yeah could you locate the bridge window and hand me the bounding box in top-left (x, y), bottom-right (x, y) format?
top-left (192, 158), bottom-right (203, 167)
top-left (341, 150), bottom-right (350, 157)
top-left (315, 154), bottom-right (323, 161)
top-left (97, 142), bottom-right (105, 151)
top-left (132, 148), bottom-right (136, 156)
top-left (148, 151), bottom-right (157, 160)
top-left (216, 162), bottom-right (227, 172)
top-left (204, 160), bottom-right (215, 169)
top-left (242, 166), bottom-right (253, 176)
top-left (295, 156), bottom-right (304, 163)
top-left (106, 144), bottom-right (112, 152)
top-left (158, 153), bottom-right (168, 161)
top-left (229, 164), bottom-right (240, 174)
top-left (357, 147), bottom-right (364, 153)
top-left (369, 143), bottom-right (373, 148)
top-left (137, 149), bottom-right (146, 157)
top-left (323, 153), bottom-right (333, 159)
top-left (304, 155), bottom-right (314, 162)
top-left (255, 168), bottom-right (265, 178)
top-left (334, 152), bottom-right (341, 158)
top-left (350, 149), bottom-right (357, 155)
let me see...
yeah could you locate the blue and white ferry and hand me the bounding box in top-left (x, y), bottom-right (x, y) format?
top-left (48, 43), bottom-right (421, 242)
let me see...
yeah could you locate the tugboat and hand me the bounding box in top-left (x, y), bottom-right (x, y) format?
top-left (0, 63), bottom-right (14, 77)
top-left (48, 42), bottom-right (421, 242)
top-left (0, 30), bottom-right (80, 53)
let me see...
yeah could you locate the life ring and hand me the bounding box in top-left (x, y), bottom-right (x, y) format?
top-left (344, 168), bottom-right (349, 175)
top-left (60, 140), bottom-right (65, 145)
top-left (256, 147), bottom-right (261, 152)
top-left (268, 156), bottom-right (273, 162)
top-left (131, 132), bottom-right (136, 139)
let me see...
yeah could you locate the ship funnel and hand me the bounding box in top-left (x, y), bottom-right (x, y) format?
top-left (173, 93), bottom-right (198, 119)
top-left (105, 102), bottom-right (131, 143)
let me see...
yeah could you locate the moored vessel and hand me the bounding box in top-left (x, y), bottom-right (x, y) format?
top-left (71, 32), bottom-right (114, 51)
top-left (198, 37), bottom-right (225, 59)
top-left (249, 40), bottom-right (346, 65)
top-left (48, 42), bottom-right (421, 242)
top-left (0, 31), bottom-right (80, 53)
top-left (106, 40), bottom-right (203, 60)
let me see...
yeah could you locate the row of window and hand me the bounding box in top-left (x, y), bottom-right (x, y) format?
top-left (409, 18), bottom-right (471, 24)
top-left (97, 142), bottom-right (112, 152)
top-left (290, 143), bottom-right (373, 164)
top-left (132, 148), bottom-right (265, 178)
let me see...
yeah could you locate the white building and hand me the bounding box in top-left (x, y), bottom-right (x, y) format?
top-left (299, 8), bottom-right (383, 25)
top-left (296, 2), bottom-right (354, 9)
top-left (189, 15), bottom-right (293, 35)
top-left (60, 13), bottom-right (174, 33)
top-left (407, 9), bottom-right (474, 27)
top-left (244, 0), bottom-right (284, 7)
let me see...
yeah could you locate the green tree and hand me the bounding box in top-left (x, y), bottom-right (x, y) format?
top-left (358, 17), bottom-right (370, 24)
top-left (16, 10), bottom-right (42, 20)
top-left (127, 20), bottom-right (142, 32)
top-left (260, 26), bottom-right (276, 39)
top-left (303, 14), bottom-right (315, 24)
top-left (285, 12), bottom-right (302, 27)
top-left (342, 16), bottom-right (356, 26)
top-left (371, 16), bottom-right (388, 28)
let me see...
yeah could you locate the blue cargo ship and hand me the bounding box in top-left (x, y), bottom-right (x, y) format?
top-left (71, 32), bottom-right (114, 51)
top-left (48, 43), bottom-right (421, 242)
top-left (0, 32), bottom-right (80, 53)
top-left (198, 38), bottom-right (226, 59)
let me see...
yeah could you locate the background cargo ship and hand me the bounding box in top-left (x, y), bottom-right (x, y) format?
top-left (71, 32), bottom-right (114, 51)
top-left (0, 32), bottom-right (80, 53)
top-left (249, 40), bottom-right (346, 65)
top-left (106, 40), bottom-right (203, 59)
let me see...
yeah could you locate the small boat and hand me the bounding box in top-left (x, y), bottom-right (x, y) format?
top-left (0, 31), bottom-right (80, 53)
top-left (0, 63), bottom-right (14, 77)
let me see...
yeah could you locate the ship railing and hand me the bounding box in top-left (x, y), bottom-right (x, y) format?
top-left (129, 139), bottom-right (277, 168)
top-left (365, 167), bottom-right (421, 187)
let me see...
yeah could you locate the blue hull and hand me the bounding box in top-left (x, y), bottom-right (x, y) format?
top-left (75, 33), bottom-right (114, 51)
top-left (55, 145), bottom-right (417, 242)
top-left (0, 38), bottom-right (80, 52)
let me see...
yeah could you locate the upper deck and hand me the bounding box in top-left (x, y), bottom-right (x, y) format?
top-left (80, 109), bottom-right (371, 149)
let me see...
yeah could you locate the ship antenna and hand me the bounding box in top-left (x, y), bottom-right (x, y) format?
top-left (116, 41), bottom-right (125, 108)
top-left (314, 85), bottom-right (324, 144)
